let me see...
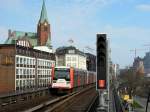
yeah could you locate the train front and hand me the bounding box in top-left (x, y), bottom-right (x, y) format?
top-left (51, 67), bottom-right (73, 93)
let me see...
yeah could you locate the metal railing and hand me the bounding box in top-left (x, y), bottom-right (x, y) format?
top-left (113, 88), bottom-right (125, 112)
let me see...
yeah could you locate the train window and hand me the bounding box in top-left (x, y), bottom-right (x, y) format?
top-left (54, 69), bottom-right (70, 81)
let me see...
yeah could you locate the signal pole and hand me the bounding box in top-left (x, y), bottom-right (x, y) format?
top-left (130, 49), bottom-right (137, 58)
top-left (96, 34), bottom-right (109, 111)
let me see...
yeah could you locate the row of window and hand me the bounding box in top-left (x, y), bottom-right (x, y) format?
top-left (38, 79), bottom-right (51, 85)
top-left (67, 63), bottom-right (77, 68)
top-left (16, 68), bottom-right (35, 75)
top-left (16, 57), bottom-right (35, 65)
top-left (16, 75), bottom-right (35, 79)
top-left (17, 40), bottom-right (30, 47)
top-left (66, 57), bottom-right (76, 61)
top-left (16, 47), bottom-right (55, 60)
top-left (16, 78), bottom-right (51, 88)
top-left (16, 79), bottom-right (35, 87)
top-left (38, 75), bottom-right (51, 78)
top-left (16, 75), bottom-right (51, 79)
top-left (37, 66), bottom-right (51, 69)
top-left (66, 63), bottom-right (86, 70)
top-left (16, 69), bottom-right (51, 76)
top-left (37, 59), bottom-right (54, 67)
top-left (37, 69), bottom-right (51, 75)
top-left (16, 57), bottom-right (55, 66)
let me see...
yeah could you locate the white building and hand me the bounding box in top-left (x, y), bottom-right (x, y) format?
top-left (56, 46), bottom-right (87, 70)
top-left (15, 45), bottom-right (55, 91)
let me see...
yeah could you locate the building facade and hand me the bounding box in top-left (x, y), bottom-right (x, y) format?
top-left (133, 57), bottom-right (145, 74)
top-left (56, 46), bottom-right (87, 70)
top-left (85, 53), bottom-right (96, 72)
top-left (143, 52), bottom-right (150, 74)
top-left (0, 44), bottom-right (55, 93)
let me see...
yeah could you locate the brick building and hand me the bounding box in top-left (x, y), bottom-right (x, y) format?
top-left (133, 57), bottom-right (144, 74)
top-left (0, 45), bottom-right (55, 93)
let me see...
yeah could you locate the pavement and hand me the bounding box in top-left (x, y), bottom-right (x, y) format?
top-left (133, 96), bottom-right (150, 112)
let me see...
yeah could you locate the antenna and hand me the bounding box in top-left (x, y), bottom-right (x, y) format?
top-left (130, 48), bottom-right (147, 58)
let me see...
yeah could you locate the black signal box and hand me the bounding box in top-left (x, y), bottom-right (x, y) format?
top-left (96, 34), bottom-right (107, 90)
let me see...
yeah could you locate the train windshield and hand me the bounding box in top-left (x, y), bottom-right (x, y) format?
top-left (54, 68), bottom-right (70, 81)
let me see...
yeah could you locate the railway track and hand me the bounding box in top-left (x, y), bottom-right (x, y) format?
top-left (24, 85), bottom-right (98, 112)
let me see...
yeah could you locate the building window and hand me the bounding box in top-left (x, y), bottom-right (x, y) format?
top-left (30, 69), bottom-right (32, 75)
top-left (23, 69), bottom-right (26, 75)
top-left (68, 50), bottom-right (75, 54)
top-left (16, 75), bottom-right (19, 79)
top-left (67, 57), bottom-right (71, 61)
top-left (20, 58), bottom-right (23, 64)
top-left (67, 63), bottom-right (71, 67)
top-left (27, 69), bottom-right (29, 74)
top-left (33, 69), bottom-right (35, 75)
top-left (24, 58), bottom-right (26, 64)
top-left (23, 80), bottom-right (25, 87)
top-left (16, 69), bottom-right (19, 75)
top-left (16, 80), bottom-right (19, 87)
top-left (20, 80), bottom-right (22, 87)
top-left (30, 59), bottom-right (32, 65)
top-left (33, 59), bottom-right (35, 65)
top-left (27, 59), bottom-right (29, 65)
top-left (20, 69), bottom-right (22, 75)
top-left (72, 57), bottom-right (76, 61)
top-left (16, 57), bottom-right (19, 64)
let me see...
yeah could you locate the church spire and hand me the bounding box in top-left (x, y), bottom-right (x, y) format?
top-left (37, 0), bottom-right (51, 46)
top-left (39, 0), bottom-right (49, 23)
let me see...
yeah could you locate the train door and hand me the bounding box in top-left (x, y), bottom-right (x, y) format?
top-left (77, 70), bottom-right (81, 86)
top-left (51, 66), bottom-right (55, 86)
top-left (70, 67), bottom-right (74, 88)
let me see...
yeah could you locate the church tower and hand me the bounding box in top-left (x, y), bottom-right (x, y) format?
top-left (37, 0), bottom-right (51, 46)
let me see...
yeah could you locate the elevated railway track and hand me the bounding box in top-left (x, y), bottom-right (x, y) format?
top-left (24, 85), bottom-right (98, 112)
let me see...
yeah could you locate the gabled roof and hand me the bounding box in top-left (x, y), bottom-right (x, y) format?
top-left (39, 0), bottom-right (49, 23)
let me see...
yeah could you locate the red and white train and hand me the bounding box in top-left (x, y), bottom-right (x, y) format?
top-left (51, 66), bottom-right (96, 93)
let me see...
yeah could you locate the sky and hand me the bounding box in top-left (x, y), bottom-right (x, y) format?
top-left (0, 0), bottom-right (150, 68)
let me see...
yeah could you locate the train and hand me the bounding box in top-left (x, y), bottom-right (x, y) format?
top-left (50, 66), bottom-right (96, 93)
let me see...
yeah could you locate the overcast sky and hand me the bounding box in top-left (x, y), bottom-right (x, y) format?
top-left (0, 0), bottom-right (150, 68)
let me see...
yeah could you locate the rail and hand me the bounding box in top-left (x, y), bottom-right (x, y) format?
top-left (113, 88), bottom-right (125, 112)
top-left (86, 92), bottom-right (99, 112)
